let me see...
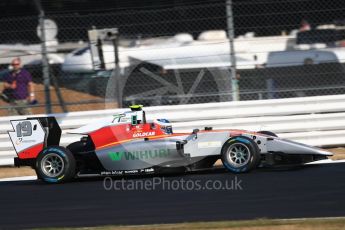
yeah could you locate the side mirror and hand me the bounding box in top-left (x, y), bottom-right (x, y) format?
top-left (192, 129), bottom-right (199, 139)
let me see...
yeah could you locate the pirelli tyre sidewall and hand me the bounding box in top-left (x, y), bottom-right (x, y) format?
top-left (35, 146), bottom-right (76, 183)
top-left (221, 136), bottom-right (260, 173)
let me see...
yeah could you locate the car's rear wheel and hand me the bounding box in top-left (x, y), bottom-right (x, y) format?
top-left (35, 146), bottom-right (76, 183)
top-left (221, 136), bottom-right (260, 173)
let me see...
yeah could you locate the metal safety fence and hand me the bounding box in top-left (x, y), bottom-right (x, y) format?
top-left (1, 0), bottom-right (345, 115)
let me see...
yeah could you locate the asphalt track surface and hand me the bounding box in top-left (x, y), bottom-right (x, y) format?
top-left (1, 163), bottom-right (345, 229)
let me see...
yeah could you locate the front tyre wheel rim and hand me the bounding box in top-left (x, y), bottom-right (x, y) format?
top-left (41, 153), bottom-right (65, 177)
top-left (226, 143), bottom-right (251, 168)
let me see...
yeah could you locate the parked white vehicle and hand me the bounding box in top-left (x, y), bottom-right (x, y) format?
top-left (62, 31), bottom-right (294, 73)
top-left (266, 48), bottom-right (345, 68)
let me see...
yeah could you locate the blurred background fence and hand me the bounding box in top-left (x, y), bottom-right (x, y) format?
top-left (1, 0), bottom-right (345, 115)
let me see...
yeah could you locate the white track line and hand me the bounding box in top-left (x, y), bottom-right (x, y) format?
top-left (0, 176), bottom-right (37, 182)
top-left (0, 160), bottom-right (344, 183)
top-left (306, 159), bottom-right (345, 165)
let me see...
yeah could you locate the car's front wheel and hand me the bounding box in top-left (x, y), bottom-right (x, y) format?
top-left (35, 146), bottom-right (76, 183)
top-left (221, 136), bottom-right (260, 173)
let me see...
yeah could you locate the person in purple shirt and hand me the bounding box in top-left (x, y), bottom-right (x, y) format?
top-left (3, 58), bottom-right (36, 115)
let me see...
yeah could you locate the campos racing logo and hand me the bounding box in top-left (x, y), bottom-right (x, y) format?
top-left (15, 138), bottom-right (35, 146)
top-left (108, 149), bottom-right (171, 161)
top-left (132, 131), bottom-right (155, 138)
top-left (15, 138), bottom-right (23, 145)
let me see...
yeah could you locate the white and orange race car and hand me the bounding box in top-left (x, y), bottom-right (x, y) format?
top-left (8, 105), bottom-right (332, 183)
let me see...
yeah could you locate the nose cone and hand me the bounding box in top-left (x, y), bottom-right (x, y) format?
top-left (267, 138), bottom-right (333, 156)
top-left (313, 147), bottom-right (333, 156)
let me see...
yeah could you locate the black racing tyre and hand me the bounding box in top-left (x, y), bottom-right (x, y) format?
top-left (35, 146), bottom-right (76, 183)
top-left (221, 136), bottom-right (260, 173)
top-left (257, 130), bottom-right (278, 137)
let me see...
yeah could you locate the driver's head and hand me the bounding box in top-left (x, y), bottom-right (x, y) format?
top-left (154, 119), bottom-right (173, 134)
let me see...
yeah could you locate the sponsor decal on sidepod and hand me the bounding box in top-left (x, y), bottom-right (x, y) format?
top-left (132, 131), bottom-right (156, 138)
top-left (108, 149), bottom-right (172, 161)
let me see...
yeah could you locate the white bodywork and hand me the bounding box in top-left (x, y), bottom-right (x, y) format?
top-left (8, 120), bottom-right (45, 154)
top-left (68, 110), bottom-right (144, 135)
top-left (67, 109), bottom-right (332, 158)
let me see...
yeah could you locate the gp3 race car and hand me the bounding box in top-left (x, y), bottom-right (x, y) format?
top-left (8, 105), bottom-right (332, 183)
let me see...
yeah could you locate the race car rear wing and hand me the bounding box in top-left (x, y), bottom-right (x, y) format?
top-left (32, 117), bottom-right (62, 147)
top-left (8, 117), bottom-right (61, 162)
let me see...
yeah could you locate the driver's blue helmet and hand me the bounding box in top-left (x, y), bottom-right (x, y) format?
top-left (155, 119), bottom-right (173, 134)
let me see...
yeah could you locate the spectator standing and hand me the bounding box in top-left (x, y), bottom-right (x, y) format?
top-left (3, 58), bottom-right (35, 115)
top-left (300, 19), bottom-right (311, 31)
